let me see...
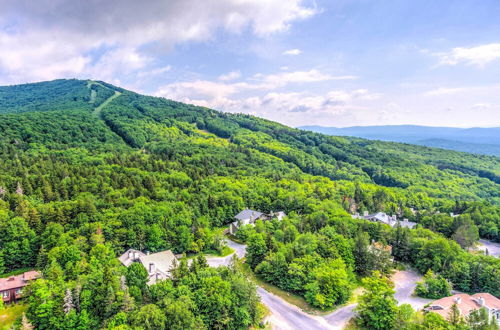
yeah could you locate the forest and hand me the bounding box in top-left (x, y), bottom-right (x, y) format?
top-left (0, 79), bottom-right (498, 329)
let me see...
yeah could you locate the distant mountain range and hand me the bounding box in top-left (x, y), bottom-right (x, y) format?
top-left (298, 125), bottom-right (500, 156)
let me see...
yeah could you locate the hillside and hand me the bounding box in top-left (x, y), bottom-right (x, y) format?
top-left (0, 79), bottom-right (499, 327)
top-left (299, 125), bottom-right (500, 156)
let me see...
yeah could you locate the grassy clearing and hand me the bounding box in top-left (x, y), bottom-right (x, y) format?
top-left (204, 246), bottom-right (235, 257)
top-left (0, 303), bottom-right (27, 330)
top-left (184, 246), bottom-right (235, 260)
top-left (93, 91), bottom-right (121, 118)
top-left (226, 234), bottom-right (245, 244)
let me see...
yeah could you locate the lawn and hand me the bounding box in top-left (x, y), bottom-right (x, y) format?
top-left (0, 304), bottom-right (28, 330)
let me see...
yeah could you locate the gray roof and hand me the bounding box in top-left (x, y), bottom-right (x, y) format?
top-left (139, 250), bottom-right (177, 275)
top-left (118, 249), bottom-right (146, 267)
top-left (235, 209), bottom-right (263, 221)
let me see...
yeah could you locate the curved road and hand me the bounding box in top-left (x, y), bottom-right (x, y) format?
top-left (206, 239), bottom-right (427, 329)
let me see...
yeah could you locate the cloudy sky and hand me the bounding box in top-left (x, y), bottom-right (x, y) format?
top-left (1, 0), bottom-right (499, 127)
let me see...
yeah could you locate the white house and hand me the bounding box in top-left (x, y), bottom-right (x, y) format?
top-left (425, 293), bottom-right (500, 325)
top-left (229, 209), bottom-right (287, 234)
top-left (352, 211), bottom-right (417, 229)
top-left (119, 249), bottom-right (177, 285)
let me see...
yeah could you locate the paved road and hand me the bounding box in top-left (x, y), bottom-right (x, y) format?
top-left (206, 239), bottom-right (428, 329)
top-left (392, 270), bottom-right (432, 310)
top-left (205, 238), bottom-right (247, 267)
top-left (324, 304), bottom-right (357, 329)
top-left (258, 287), bottom-right (335, 330)
top-left (477, 239), bottom-right (500, 258)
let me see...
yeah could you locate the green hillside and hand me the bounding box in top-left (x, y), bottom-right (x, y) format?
top-left (0, 79), bottom-right (498, 328)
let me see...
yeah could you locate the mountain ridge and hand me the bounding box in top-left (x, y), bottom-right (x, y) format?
top-left (298, 125), bottom-right (500, 156)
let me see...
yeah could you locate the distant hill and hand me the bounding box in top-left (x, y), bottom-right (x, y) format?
top-left (298, 125), bottom-right (500, 156)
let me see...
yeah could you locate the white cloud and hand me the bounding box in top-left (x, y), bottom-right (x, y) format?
top-left (218, 70), bottom-right (241, 81)
top-left (283, 48), bottom-right (302, 55)
top-left (0, 0), bottom-right (317, 84)
top-left (437, 43), bottom-right (500, 67)
top-left (137, 65), bottom-right (171, 78)
top-left (471, 103), bottom-right (491, 110)
top-left (155, 69), bottom-right (358, 101)
top-left (258, 69), bottom-right (356, 87)
top-left (424, 87), bottom-right (466, 96)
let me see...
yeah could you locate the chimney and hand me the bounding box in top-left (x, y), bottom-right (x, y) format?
top-left (478, 297), bottom-right (485, 307)
top-left (454, 296), bottom-right (462, 304)
top-left (363, 211), bottom-right (369, 216)
top-left (149, 263), bottom-right (156, 273)
top-left (8, 277), bottom-right (15, 282)
top-left (128, 251), bottom-right (133, 259)
top-left (134, 252), bottom-right (138, 260)
top-left (147, 251), bottom-right (150, 256)
top-left (156, 273), bottom-right (161, 280)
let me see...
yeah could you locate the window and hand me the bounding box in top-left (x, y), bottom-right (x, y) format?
top-left (2, 291), bottom-right (9, 298)
top-left (15, 288), bottom-right (22, 295)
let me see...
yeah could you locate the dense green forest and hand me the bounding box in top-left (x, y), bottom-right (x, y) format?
top-left (0, 79), bottom-right (498, 329)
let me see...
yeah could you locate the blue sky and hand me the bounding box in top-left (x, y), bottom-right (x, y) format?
top-left (1, 0), bottom-right (499, 127)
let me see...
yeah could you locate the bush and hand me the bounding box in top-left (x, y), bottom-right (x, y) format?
top-left (415, 270), bottom-right (451, 299)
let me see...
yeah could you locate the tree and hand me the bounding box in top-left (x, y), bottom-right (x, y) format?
top-left (164, 296), bottom-right (203, 330)
top-left (394, 304), bottom-right (415, 329)
top-left (0, 216), bottom-right (36, 270)
top-left (448, 302), bottom-right (465, 327)
top-left (391, 225), bottom-right (411, 262)
top-left (131, 304), bottom-right (166, 329)
top-left (467, 307), bottom-right (499, 330)
top-left (422, 312), bottom-right (450, 330)
top-left (125, 262), bottom-right (148, 293)
top-left (21, 313), bottom-right (34, 330)
top-left (246, 233), bottom-right (267, 269)
top-left (415, 270), bottom-right (452, 299)
top-left (356, 272), bottom-right (398, 330)
top-left (452, 224), bottom-right (479, 250)
top-left (353, 231), bottom-right (373, 276)
top-left (304, 259), bottom-right (351, 309)
top-left (63, 288), bottom-right (74, 315)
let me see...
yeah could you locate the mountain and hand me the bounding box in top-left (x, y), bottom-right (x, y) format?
top-left (0, 79), bottom-right (499, 327)
top-left (298, 125), bottom-right (500, 156)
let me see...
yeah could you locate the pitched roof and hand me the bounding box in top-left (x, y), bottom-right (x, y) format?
top-left (234, 209), bottom-right (263, 221)
top-left (0, 271), bottom-right (41, 291)
top-left (22, 271), bottom-right (40, 281)
top-left (118, 249), bottom-right (146, 267)
top-left (427, 293), bottom-right (500, 319)
top-left (471, 293), bottom-right (500, 309)
top-left (139, 250), bottom-right (177, 275)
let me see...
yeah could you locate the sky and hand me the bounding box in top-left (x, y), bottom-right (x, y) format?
top-left (1, 0), bottom-right (500, 128)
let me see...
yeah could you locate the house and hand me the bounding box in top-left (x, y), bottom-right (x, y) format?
top-left (119, 249), bottom-right (177, 285)
top-left (425, 293), bottom-right (500, 324)
top-left (229, 209), bottom-right (287, 235)
top-left (0, 270), bottom-right (41, 303)
top-left (352, 211), bottom-right (417, 229)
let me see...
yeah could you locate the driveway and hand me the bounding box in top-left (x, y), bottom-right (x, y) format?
top-left (205, 238), bottom-right (247, 267)
top-left (477, 239), bottom-right (500, 258)
top-left (391, 270), bottom-right (432, 310)
top-left (207, 239), bottom-right (428, 329)
top-left (324, 304), bottom-right (357, 329)
top-left (258, 287), bottom-right (335, 330)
